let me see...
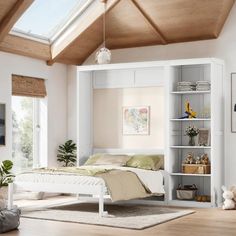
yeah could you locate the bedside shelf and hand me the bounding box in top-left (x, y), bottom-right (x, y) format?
top-left (171, 91), bottom-right (211, 95)
top-left (170, 173), bottom-right (211, 177)
top-left (170, 146), bottom-right (211, 149)
top-left (170, 118), bottom-right (211, 121)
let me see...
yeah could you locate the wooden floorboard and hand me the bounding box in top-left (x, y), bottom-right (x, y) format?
top-left (4, 198), bottom-right (236, 236)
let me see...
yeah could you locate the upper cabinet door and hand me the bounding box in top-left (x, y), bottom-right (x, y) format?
top-left (93, 69), bottom-right (135, 89)
top-left (135, 67), bottom-right (164, 87)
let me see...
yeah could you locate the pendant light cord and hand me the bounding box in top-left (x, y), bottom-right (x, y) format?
top-left (103, 2), bottom-right (106, 48)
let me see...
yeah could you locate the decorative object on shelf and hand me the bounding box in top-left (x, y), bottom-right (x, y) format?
top-left (57, 140), bottom-right (77, 167)
top-left (184, 153), bottom-right (195, 164)
top-left (200, 153), bottom-right (210, 165)
top-left (0, 160), bottom-right (15, 209)
top-left (182, 153), bottom-right (211, 174)
top-left (177, 81), bottom-right (196, 91)
top-left (198, 128), bottom-right (210, 146)
top-left (176, 184), bottom-right (198, 200)
top-left (180, 101), bottom-right (197, 119)
top-left (195, 156), bottom-right (201, 164)
top-left (196, 81), bottom-right (211, 91)
top-left (0, 103), bottom-right (6, 146)
top-left (231, 73), bottom-right (236, 132)
top-left (222, 186), bottom-right (235, 210)
top-left (95, 0), bottom-right (111, 64)
top-left (199, 106), bottom-right (211, 118)
top-left (195, 195), bottom-right (211, 202)
top-left (123, 106), bottom-right (150, 135)
top-left (185, 125), bottom-right (199, 146)
top-left (182, 163), bottom-right (211, 174)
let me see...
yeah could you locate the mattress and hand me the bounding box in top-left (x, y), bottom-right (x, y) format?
top-left (15, 166), bottom-right (165, 195)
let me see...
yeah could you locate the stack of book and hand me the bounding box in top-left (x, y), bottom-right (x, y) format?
top-left (177, 81), bottom-right (196, 91)
top-left (196, 81), bottom-right (211, 91)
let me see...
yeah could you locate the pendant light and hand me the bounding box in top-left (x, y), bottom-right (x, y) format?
top-left (95, 0), bottom-right (111, 64)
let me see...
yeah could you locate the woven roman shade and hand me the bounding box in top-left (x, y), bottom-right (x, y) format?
top-left (12, 74), bottom-right (47, 98)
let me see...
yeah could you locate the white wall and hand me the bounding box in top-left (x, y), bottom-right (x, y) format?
top-left (83, 4), bottom-right (236, 186)
top-left (0, 52), bottom-right (67, 166)
top-left (93, 87), bottom-right (164, 149)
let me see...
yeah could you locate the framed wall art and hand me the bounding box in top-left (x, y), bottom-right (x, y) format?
top-left (0, 103), bottom-right (6, 146)
top-left (123, 106), bottom-right (150, 135)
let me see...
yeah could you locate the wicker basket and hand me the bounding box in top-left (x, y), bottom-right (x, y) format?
top-left (176, 184), bottom-right (198, 200)
top-left (182, 164), bottom-right (211, 174)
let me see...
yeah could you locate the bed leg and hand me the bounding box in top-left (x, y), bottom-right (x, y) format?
top-left (99, 183), bottom-right (108, 217)
top-left (7, 183), bottom-right (14, 210)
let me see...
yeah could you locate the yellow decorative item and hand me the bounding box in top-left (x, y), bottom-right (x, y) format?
top-left (180, 101), bottom-right (197, 119)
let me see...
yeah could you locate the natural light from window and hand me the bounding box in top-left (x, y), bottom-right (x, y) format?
top-left (12, 0), bottom-right (90, 41)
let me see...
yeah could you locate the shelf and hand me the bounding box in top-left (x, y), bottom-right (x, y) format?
top-left (170, 118), bottom-right (211, 121)
top-left (170, 173), bottom-right (211, 177)
top-left (171, 91), bottom-right (211, 95)
top-left (170, 146), bottom-right (211, 149)
top-left (168, 200), bottom-right (212, 208)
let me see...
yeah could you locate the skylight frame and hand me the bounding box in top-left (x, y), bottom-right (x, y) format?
top-left (10, 0), bottom-right (94, 44)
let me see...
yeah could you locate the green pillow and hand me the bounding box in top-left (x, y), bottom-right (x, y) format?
top-left (84, 153), bottom-right (104, 165)
top-left (84, 153), bottom-right (130, 166)
top-left (126, 155), bottom-right (164, 171)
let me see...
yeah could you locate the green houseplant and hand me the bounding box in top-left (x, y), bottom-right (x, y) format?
top-left (0, 160), bottom-right (14, 188)
top-left (57, 140), bottom-right (77, 167)
top-left (0, 160), bottom-right (14, 208)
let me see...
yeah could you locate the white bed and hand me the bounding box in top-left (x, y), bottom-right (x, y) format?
top-left (8, 166), bottom-right (165, 217)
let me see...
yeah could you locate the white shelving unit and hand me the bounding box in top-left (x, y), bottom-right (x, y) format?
top-left (166, 62), bottom-right (224, 207)
top-left (171, 91), bottom-right (211, 95)
top-left (76, 58), bottom-right (224, 208)
top-left (170, 118), bottom-right (211, 121)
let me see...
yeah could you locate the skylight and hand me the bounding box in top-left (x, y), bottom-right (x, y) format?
top-left (12, 0), bottom-right (90, 42)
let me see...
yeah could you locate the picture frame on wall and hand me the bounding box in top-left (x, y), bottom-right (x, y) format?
top-left (198, 128), bottom-right (210, 146)
top-left (0, 103), bottom-right (6, 146)
top-left (231, 73), bottom-right (236, 132)
top-left (123, 106), bottom-right (150, 135)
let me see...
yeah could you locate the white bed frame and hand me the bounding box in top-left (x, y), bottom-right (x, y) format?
top-left (7, 179), bottom-right (108, 217)
top-left (8, 148), bottom-right (165, 217)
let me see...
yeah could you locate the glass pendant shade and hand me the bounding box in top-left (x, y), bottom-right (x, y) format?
top-left (95, 47), bottom-right (111, 64)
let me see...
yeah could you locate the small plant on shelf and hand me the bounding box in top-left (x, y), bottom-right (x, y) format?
top-left (57, 140), bottom-right (77, 167)
top-left (185, 126), bottom-right (199, 146)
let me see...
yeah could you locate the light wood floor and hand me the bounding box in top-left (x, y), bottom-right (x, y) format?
top-left (4, 198), bottom-right (236, 236)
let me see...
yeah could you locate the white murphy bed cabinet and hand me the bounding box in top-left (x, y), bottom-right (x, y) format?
top-left (76, 58), bottom-right (224, 207)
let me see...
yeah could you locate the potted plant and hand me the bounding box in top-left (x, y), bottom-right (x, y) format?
top-left (185, 126), bottom-right (199, 146)
top-left (57, 140), bottom-right (77, 167)
top-left (0, 160), bottom-right (14, 208)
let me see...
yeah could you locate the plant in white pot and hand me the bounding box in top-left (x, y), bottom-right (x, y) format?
top-left (0, 160), bottom-right (14, 209)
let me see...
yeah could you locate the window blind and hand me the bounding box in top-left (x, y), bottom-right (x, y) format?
top-left (12, 74), bottom-right (47, 98)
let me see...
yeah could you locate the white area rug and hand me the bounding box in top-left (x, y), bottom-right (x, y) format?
top-left (21, 203), bottom-right (194, 229)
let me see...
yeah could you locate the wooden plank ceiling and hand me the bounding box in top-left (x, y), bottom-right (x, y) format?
top-left (0, 0), bottom-right (234, 65)
top-left (0, 0), bottom-right (50, 61)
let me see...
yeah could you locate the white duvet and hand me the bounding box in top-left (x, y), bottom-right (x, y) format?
top-left (15, 166), bottom-right (165, 195)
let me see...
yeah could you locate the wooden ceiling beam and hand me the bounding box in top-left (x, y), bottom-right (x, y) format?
top-left (0, 34), bottom-right (51, 61)
top-left (0, 0), bottom-right (34, 42)
top-left (47, 0), bottom-right (120, 66)
top-left (130, 0), bottom-right (167, 45)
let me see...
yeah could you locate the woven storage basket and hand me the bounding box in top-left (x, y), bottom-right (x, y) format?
top-left (182, 164), bottom-right (211, 174)
top-left (176, 184), bottom-right (198, 200)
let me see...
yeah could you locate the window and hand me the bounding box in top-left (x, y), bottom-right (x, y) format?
top-left (12, 96), bottom-right (43, 172)
top-left (12, 0), bottom-right (92, 42)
